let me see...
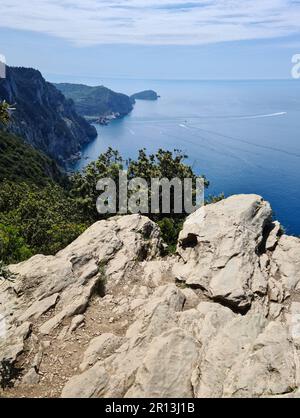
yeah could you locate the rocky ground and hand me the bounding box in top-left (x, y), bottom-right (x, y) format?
top-left (1, 194), bottom-right (300, 398)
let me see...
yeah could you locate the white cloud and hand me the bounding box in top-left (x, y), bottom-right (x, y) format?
top-left (0, 0), bottom-right (300, 46)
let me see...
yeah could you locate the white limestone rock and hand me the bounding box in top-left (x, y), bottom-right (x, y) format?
top-left (80, 333), bottom-right (124, 371)
top-left (173, 195), bottom-right (273, 311)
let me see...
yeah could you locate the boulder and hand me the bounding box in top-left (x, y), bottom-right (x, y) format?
top-left (80, 333), bottom-right (124, 371)
top-left (173, 195), bottom-right (273, 311)
top-left (126, 328), bottom-right (199, 398)
top-left (223, 322), bottom-right (297, 398)
top-left (61, 363), bottom-right (109, 398)
top-left (269, 235), bottom-right (300, 290)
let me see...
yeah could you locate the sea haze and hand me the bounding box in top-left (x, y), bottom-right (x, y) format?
top-left (73, 79), bottom-right (300, 236)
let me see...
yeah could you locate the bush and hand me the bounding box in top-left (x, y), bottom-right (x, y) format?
top-left (0, 224), bottom-right (32, 264)
top-left (0, 181), bottom-right (88, 260)
top-left (157, 218), bottom-right (183, 254)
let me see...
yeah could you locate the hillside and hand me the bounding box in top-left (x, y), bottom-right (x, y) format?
top-left (1, 195), bottom-right (300, 398)
top-left (0, 130), bottom-right (66, 186)
top-left (0, 67), bottom-right (97, 165)
top-left (55, 83), bottom-right (134, 122)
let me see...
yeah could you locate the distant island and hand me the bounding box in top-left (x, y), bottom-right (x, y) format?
top-left (130, 90), bottom-right (160, 101)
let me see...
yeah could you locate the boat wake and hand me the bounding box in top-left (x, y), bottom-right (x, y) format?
top-left (232, 112), bottom-right (287, 120)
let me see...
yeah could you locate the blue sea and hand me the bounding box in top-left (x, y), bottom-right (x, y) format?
top-left (73, 79), bottom-right (300, 236)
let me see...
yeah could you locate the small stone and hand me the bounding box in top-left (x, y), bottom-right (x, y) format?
top-left (42, 340), bottom-right (51, 349)
top-left (69, 315), bottom-right (85, 334)
top-left (22, 369), bottom-right (40, 385)
top-left (58, 326), bottom-right (69, 341)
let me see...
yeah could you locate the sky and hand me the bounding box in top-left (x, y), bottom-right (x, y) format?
top-left (1, 0), bottom-right (300, 81)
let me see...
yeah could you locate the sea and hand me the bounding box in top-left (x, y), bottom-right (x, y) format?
top-left (72, 78), bottom-right (300, 236)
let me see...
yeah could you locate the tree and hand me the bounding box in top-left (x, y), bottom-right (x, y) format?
top-left (70, 147), bottom-right (125, 221)
top-left (70, 148), bottom-right (209, 252)
top-left (127, 148), bottom-right (209, 218)
top-left (70, 148), bottom-right (208, 220)
top-left (0, 224), bottom-right (32, 264)
top-left (0, 101), bottom-right (12, 125)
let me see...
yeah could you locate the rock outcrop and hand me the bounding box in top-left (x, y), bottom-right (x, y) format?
top-left (1, 195), bottom-right (300, 398)
top-left (174, 194), bottom-right (273, 312)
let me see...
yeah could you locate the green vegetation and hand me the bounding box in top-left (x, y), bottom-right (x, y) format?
top-left (70, 147), bottom-right (209, 253)
top-left (0, 101), bottom-right (10, 125)
top-left (0, 126), bottom-right (219, 263)
top-left (55, 83), bottom-right (133, 118)
top-left (157, 218), bottom-right (184, 254)
top-left (0, 112), bottom-right (85, 263)
top-left (0, 131), bottom-right (66, 186)
top-left (70, 147), bottom-right (124, 222)
top-left (0, 181), bottom-right (87, 263)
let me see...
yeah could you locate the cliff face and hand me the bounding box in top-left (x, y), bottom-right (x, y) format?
top-left (0, 67), bottom-right (97, 164)
top-left (55, 83), bottom-right (134, 119)
top-left (1, 195), bottom-right (300, 398)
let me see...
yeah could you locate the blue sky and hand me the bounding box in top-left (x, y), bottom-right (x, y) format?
top-left (1, 0), bottom-right (300, 81)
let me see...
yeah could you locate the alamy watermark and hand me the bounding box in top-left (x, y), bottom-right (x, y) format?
top-left (291, 54), bottom-right (300, 79)
top-left (96, 171), bottom-right (205, 215)
top-left (0, 54), bottom-right (6, 79)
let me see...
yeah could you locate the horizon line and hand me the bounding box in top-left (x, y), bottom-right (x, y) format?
top-left (45, 73), bottom-right (296, 84)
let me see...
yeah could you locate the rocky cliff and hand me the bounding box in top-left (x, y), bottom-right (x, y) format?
top-left (1, 195), bottom-right (300, 398)
top-left (0, 67), bottom-right (97, 164)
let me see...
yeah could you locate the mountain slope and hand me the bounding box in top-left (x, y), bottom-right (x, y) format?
top-left (0, 67), bottom-right (97, 164)
top-left (55, 83), bottom-right (134, 119)
top-left (0, 130), bottom-right (66, 186)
